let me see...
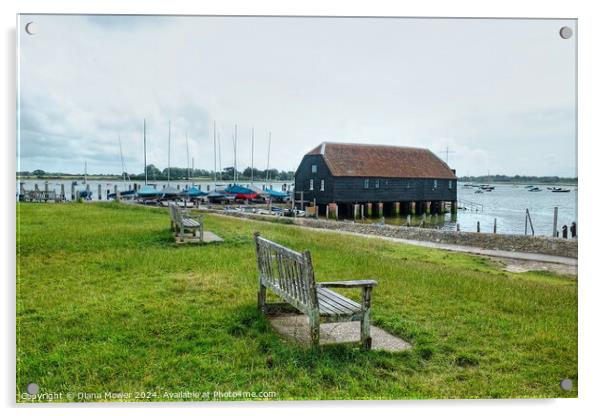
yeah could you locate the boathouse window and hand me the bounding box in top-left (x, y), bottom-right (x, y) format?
top-left (448, 180), bottom-right (452, 190)
top-left (375, 179), bottom-right (380, 189)
top-left (311, 164), bottom-right (317, 174)
top-left (433, 179), bottom-right (438, 189)
top-left (320, 179), bottom-right (325, 191)
top-left (309, 179), bottom-right (314, 191)
top-left (364, 179), bottom-right (369, 189)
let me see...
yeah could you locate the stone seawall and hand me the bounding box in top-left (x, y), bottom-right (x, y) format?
top-left (208, 210), bottom-right (578, 259)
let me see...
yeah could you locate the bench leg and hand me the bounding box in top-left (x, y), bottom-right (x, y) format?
top-left (309, 311), bottom-right (320, 348)
top-left (360, 311), bottom-right (372, 350)
top-left (361, 287), bottom-right (373, 350)
top-left (258, 283), bottom-right (267, 313)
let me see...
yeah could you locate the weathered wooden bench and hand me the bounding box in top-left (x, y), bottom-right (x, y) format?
top-left (253, 232), bottom-right (377, 349)
top-left (169, 203), bottom-right (204, 243)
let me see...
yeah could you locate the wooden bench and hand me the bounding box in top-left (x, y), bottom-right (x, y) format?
top-left (253, 232), bottom-right (377, 349)
top-left (169, 203), bottom-right (204, 243)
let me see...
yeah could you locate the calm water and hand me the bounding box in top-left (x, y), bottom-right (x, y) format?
top-left (361, 183), bottom-right (578, 236)
top-left (17, 179), bottom-right (577, 236)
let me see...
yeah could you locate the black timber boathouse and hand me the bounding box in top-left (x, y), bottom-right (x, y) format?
top-left (294, 142), bottom-right (458, 218)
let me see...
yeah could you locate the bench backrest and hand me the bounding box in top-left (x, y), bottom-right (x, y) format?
top-left (253, 232), bottom-right (318, 313)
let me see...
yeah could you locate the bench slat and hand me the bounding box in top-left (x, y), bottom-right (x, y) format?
top-left (317, 287), bottom-right (362, 315)
top-left (182, 218), bottom-right (200, 227)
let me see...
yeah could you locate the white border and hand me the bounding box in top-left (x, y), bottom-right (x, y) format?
top-left (3, 1), bottom-right (601, 415)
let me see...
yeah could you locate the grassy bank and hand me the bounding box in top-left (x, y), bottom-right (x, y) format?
top-left (16, 203), bottom-right (577, 401)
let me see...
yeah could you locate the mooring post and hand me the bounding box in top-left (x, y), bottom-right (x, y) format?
top-left (98, 184), bottom-right (102, 200)
top-left (477, 221), bottom-right (480, 233)
top-left (456, 223), bottom-right (460, 232)
top-left (71, 182), bottom-right (75, 200)
top-left (552, 207), bottom-right (558, 238)
top-left (60, 184), bottom-right (65, 201)
top-left (493, 218), bottom-right (497, 234)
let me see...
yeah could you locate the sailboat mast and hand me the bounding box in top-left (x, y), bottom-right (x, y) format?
top-left (234, 124), bottom-right (238, 183)
top-left (213, 120), bottom-right (217, 188)
top-left (185, 132), bottom-right (190, 184)
top-left (118, 135), bottom-right (126, 186)
top-left (251, 126), bottom-right (254, 186)
top-left (167, 120), bottom-right (171, 185)
top-left (266, 131), bottom-right (271, 183)
top-left (143, 118), bottom-right (147, 185)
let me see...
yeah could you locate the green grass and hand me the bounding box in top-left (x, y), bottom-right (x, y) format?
top-left (16, 203), bottom-right (577, 401)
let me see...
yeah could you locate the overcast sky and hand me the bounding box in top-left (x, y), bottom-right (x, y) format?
top-left (17, 15), bottom-right (576, 176)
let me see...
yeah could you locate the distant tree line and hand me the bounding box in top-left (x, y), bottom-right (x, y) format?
top-left (18, 166), bottom-right (296, 181)
top-left (458, 175), bottom-right (578, 184)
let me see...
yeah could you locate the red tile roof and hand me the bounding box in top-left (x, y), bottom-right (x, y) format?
top-left (306, 142), bottom-right (456, 179)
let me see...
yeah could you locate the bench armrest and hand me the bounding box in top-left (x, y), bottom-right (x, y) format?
top-left (316, 280), bottom-right (377, 288)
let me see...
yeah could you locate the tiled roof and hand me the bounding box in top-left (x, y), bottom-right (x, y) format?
top-left (306, 142), bottom-right (456, 179)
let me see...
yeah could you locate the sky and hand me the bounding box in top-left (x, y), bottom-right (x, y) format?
top-left (17, 15), bottom-right (577, 177)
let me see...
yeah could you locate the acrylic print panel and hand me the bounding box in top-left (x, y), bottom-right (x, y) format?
top-left (16, 15), bottom-right (577, 402)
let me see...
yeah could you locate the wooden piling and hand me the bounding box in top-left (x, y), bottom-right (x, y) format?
top-left (353, 204), bottom-right (359, 220)
top-left (44, 182), bottom-right (49, 202)
top-left (360, 204), bottom-right (365, 220)
top-left (451, 200), bottom-right (457, 214)
top-left (377, 202), bottom-right (383, 218)
top-left (325, 204), bottom-right (330, 220)
top-left (98, 184), bottom-right (102, 200)
top-left (425, 201), bottom-right (431, 215)
top-left (477, 221), bottom-right (480, 233)
top-left (456, 223), bottom-right (460, 232)
top-left (394, 202), bottom-right (400, 216)
top-left (406, 214), bottom-right (411, 226)
top-left (552, 207), bottom-right (558, 238)
top-left (493, 218), bottom-right (497, 234)
top-left (335, 203), bottom-right (339, 220)
top-left (366, 203), bottom-right (372, 217)
top-left (410, 201), bottom-right (416, 215)
top-left (71, 182), bottom-right (75, 200)
top-left (60, 184), bottom-right (65, 201)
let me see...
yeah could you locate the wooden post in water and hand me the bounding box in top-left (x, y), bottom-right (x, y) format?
top-left (451, 201), bottom-right (457, 214)
top-left (456, 223), bottom-right (460, 232)
top-left (552, 207), bottom-right (558, 238)
top-left (477, 221), bottom-right (480, 233)
top-left (98, 184), bottom-right (102, 200)
top-left (493, 218), bottom-right (497, 234)
top-left (60, 184), bottom-right (65, 201)
top-left (71, 182), bottom-right (75, 200)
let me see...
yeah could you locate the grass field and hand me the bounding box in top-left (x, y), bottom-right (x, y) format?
top-left (16, 202), bottom-right (578, 401)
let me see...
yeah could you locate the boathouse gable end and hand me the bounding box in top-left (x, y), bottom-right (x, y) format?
top-left (294, 142), bottom-right (457, 206)
top-left (294, 153), bottom-right (334, 203)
